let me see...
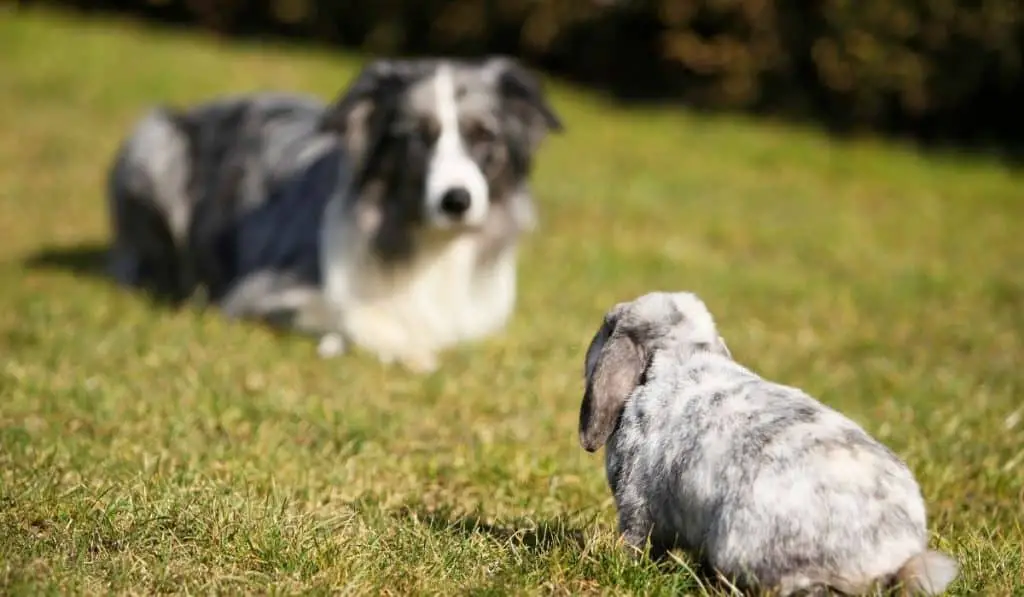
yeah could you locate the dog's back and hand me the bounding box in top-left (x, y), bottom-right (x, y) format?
top-left (175, 93), bottom-right (337, 309)
top-left (107, 92), bottom-right (334, 311)
top-left (107, 106), bottom-right (193, 300)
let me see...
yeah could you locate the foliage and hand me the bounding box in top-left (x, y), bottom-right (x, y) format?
top-left (43, 0), bottom-right (1024, 142)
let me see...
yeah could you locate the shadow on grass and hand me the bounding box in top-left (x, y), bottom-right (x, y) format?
top-left (389, 501), bottom-right (736, 593)
top-left (20, 242), bottom-right (328, 342)
top-left (22, 241), bottom-right (110, 278)
top-left (395, 502), bottom-right (587, 555)
top-left (20, 241), bottom-right (188, 309)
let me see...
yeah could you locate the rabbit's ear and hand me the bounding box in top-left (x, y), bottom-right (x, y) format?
top-left (580, 316), bottom-right (645, 452)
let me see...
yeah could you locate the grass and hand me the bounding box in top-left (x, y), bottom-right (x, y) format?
top-left (1, 7), bottom-right (1022, 595)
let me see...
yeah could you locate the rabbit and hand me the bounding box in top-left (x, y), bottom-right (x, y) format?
top-left (578, 291), bottom-right (959, 596)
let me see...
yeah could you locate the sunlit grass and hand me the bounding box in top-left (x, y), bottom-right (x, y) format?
top-left (0, 8), bottom-right (1022, 595)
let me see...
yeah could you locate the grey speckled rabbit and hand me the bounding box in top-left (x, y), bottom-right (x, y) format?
top-left (578, 291), bottom-right (958, 596)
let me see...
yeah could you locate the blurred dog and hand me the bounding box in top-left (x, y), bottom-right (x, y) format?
top-left (106, 57), bottom-right (563, 371)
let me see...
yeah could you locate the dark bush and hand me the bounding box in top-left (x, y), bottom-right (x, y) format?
top-left (33, 0), bottom-right (1024, 145)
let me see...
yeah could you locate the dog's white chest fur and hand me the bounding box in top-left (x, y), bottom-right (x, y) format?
top-left (319, 206), bottom-right (517, 372)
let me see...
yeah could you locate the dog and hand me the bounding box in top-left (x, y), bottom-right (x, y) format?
top-left (106, 57), bottom-right (564, 372)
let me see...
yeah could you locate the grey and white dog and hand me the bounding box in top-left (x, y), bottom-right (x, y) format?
top-left (579, 291), bottom-right (959, 595)
top-left (106, 57), bottom-right (563, 371)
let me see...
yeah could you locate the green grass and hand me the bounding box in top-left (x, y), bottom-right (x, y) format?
top-left (1, 8), bottom-right (1022, 595)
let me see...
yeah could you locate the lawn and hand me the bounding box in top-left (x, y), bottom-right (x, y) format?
top-left (1, 8), bottom-right (1022, 595)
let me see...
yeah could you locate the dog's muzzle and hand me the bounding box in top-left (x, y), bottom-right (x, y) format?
top-left (439, 187), bottom-right (472, 218)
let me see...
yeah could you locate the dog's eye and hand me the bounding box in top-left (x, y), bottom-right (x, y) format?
top-left (464, 121), bottom-right (496, 147)
top-left (417, 118), bottom-right (440, 145)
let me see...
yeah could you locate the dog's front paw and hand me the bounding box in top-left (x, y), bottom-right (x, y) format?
top-left (317, 333), bottom-right (347, 358)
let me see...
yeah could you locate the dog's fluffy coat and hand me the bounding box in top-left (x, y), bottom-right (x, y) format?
top-left (106, 57), bottom-right (563, 371)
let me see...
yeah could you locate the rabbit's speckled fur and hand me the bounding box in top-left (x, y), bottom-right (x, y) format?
top-left (579, 291), bottom-right (958, 595)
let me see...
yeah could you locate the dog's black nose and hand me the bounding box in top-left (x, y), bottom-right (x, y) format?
top-left (439, 187), bottom-right (472, 217)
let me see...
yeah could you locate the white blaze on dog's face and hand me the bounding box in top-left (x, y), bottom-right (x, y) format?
top-left (410, 64), bottom-right (491, 229)
top-left (321, 57), bottom-right (564, 252)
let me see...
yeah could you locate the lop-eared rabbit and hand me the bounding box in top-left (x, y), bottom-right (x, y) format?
top-left (579, 291), bottom-right (958, 595)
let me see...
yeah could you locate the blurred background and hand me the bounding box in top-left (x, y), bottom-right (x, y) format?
top-left (14, 0), bottom-right (1024, 155)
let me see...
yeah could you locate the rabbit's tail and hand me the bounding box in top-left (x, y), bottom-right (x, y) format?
top-left (893, 549), bottom-right (959, 595)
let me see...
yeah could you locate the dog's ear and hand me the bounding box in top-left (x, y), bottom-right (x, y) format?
top-left (579, 312), bottom-right (645, 452)
top-left (484, 57), bottom-right (564, 151)
top-left (321, 60), bottom-right (416, 161)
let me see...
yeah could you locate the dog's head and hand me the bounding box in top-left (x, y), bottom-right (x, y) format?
top-left (320, 57), bottom-right (563, 252)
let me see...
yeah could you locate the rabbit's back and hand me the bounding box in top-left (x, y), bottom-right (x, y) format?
top-left (705, 403), bottom-right (929, 591)
top-left (618, 354), bottom-right (930, 592)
